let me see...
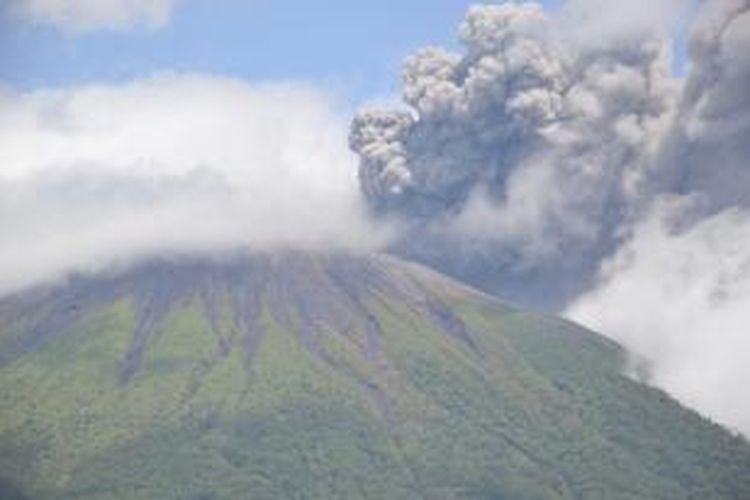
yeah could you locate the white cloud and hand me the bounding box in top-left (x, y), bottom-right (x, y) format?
top-left (567, 199), bottom-right (750, 435)
top-left (0, 74), bottom-right (393, 295)
top-left (10, 0), bottom-right (180, 33)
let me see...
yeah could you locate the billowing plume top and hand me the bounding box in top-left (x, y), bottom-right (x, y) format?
top-left (350, 2), bottom-right (677, 306)
top-left (351, 3), bottom-right (571, 213)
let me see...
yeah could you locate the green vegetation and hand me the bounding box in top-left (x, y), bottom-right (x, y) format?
top-left (1, 254), bottom-right (749, 499)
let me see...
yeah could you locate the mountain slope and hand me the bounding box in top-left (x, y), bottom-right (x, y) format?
top-left (0, 252), bottom-right (748, 500)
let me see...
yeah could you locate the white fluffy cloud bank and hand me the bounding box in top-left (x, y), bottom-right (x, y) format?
top-left (568, 201), bottom-right (750, 435)
top-left (0, 75), bottom-right (391, 295)
top-left (9, 0), bottom-right (180, 33)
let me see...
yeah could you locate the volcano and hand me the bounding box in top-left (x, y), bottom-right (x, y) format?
top-left (1, 252), bottom-right (749, 500)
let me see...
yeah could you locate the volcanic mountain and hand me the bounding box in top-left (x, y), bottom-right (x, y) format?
top-left (1, 252), bottom-right (749, 500)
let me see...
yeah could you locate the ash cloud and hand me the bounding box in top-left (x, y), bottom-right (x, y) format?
top-left (661, 0), bottom-right (750, 210)
top-left (0, 75), bottom-right (393, 295)
top-left (350, 2), bottom-right (678, 307)
top-left (569, 0), bottom-right (750, 435)
top-left (351, 0), bottom-right (750, 433)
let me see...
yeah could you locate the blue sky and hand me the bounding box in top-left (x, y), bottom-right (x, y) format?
top-left (1, 0), bottom-right (565, 103)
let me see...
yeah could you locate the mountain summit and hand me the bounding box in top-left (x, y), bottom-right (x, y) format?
top-left (1, 252), bottom-right (749, 499)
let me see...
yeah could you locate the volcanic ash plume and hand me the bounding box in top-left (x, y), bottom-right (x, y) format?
top-left (569, 0), bottom-right (750, 435)
top-left (350, 2), bottom-right (678, 307)
top-left (351, 0), bottom-right (750, 434)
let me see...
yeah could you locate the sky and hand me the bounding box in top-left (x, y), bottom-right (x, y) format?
top-left (0, 0), bottom-right (566, 103)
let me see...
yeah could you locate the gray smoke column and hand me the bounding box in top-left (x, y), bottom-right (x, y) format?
top-left (350, 2), bottom-right (678, 307)
top-left (661, 0), bottom-right (750, 210)
top-left (569, 0), bottom-right (750, 435)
